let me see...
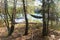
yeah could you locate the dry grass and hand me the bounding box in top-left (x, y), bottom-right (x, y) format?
top-left (0, 21), bottom-right (60, 40)
top-left (0, 22), bottom-right (43, 40)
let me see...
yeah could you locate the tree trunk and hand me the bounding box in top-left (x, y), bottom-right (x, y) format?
top-left (22, 0), bottom-right (29, 35)
top-left (42, 0), bottom-right (48, 36)
top-left (4, 0), bottom-right (10, 31)
top-left (46, 0), bottom-right (50, 35)
top-left (8, 0), bottom-right (17, 36)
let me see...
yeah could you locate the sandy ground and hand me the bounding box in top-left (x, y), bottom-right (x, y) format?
top-left (0, 24), bottom-right (60, 40)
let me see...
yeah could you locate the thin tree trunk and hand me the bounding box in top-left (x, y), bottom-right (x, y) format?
top-left (8, 0), bottom-right (17, 36)
top-left (4, 0), bottom-right (10, 31)
top-left (22, 0), bottom-right (29, 35)
top-left (42, 0), bottom-right (47, 36)
top-left (46, 0), bottom-right (50, 35)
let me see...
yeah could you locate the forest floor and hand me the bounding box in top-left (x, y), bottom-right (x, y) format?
top-left (0, 23), bottom-right (60, 40)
